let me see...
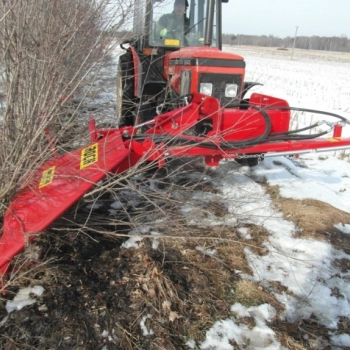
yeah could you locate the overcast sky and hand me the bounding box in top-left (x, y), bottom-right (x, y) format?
top-left (222, 0), bottom-right (350, 38)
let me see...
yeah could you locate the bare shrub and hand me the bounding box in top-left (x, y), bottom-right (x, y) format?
top-left (0, 0), bottom-right (134, 216)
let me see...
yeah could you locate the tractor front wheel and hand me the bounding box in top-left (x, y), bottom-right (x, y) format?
top-left (116, 52), bottom-right (137, 127)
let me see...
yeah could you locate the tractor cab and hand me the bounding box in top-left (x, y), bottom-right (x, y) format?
top-left (117, 0), bottom-right (245, 127)
top-left (133, 0), bottom-right (225, 51)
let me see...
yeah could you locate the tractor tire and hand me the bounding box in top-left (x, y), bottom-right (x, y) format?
top-left (116, 52), bottom-right (137, 127)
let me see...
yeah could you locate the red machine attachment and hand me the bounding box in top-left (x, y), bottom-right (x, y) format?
top-left (1, 92), bottom-right (350, 287)
top-left (0, 132), bottom-right (130, 281)
top-left (137, 92), bottom-right (350, 165)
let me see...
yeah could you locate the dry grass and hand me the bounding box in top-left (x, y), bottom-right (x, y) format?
top-left (265, 184), bottom-right (350, 240)
top-left (114, 227), bottom-right (285, 349)
top-left (233, 280), bottom-right (282, 310)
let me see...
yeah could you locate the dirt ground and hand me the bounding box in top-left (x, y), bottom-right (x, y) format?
top-left (1, 158), bottom-right (349, 350)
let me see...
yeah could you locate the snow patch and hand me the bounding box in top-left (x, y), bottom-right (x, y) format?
top-left (200, 304), bottom-right (283, 350)
top-left (140, 314), bottom-right (154, 336)
top-left (334, 223), bottom-right (350, 235)
top-left (5, 285), bottom-right (45, 313)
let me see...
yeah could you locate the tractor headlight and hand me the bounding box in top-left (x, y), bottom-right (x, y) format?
top-left (200, 83), bottom-right (213, 96)
top-left (225, 84), bottom-right (238, 98)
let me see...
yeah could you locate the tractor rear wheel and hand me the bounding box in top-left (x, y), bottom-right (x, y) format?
top-left (116, 52), bottom-right (137, 127)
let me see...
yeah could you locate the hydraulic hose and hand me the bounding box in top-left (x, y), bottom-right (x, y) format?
top-left (265, 106), bottom-right (349, 123)
top-left (270, 122), bottom-right (321, 136)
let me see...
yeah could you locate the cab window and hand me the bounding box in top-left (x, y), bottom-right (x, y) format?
top-left (149, 0), bottom-right (217, 48)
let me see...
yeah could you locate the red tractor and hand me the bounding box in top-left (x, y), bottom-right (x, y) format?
top-left (1, 0), bottom-right (350, 286)
top-left (116, 0), bottom-right (248, 127)
top-left (117, 0), bottom-right (260, 134)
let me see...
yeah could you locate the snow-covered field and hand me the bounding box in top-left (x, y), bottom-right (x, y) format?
top-left (230, 46), bottom-right (350, 116)
top-left (2, 46), bottom-right (350, 349)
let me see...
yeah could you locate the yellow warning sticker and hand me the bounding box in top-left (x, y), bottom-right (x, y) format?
top-left (164, 39), bottom-right (180, 46)
top-left (80, 143), bottom-right (98, 169)
top-left (39, 166), bottom-right (56, 188)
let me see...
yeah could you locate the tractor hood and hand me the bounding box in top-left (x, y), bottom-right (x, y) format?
top-left (165, 46), bottom-right (244, 67)
top-left (164, 47), bottom-right (246, 103)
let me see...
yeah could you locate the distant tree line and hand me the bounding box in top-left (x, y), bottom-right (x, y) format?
top-left (223, 34), bottom-right (350, 53)
top-left (115, 29), bottom-right (350, 53)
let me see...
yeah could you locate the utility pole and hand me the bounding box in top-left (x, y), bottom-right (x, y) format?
top-left (291, 26), bottom-right (298, 60)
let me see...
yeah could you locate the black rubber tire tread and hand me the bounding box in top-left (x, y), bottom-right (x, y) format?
top-left (117, 51), bottom-right (136, 126)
